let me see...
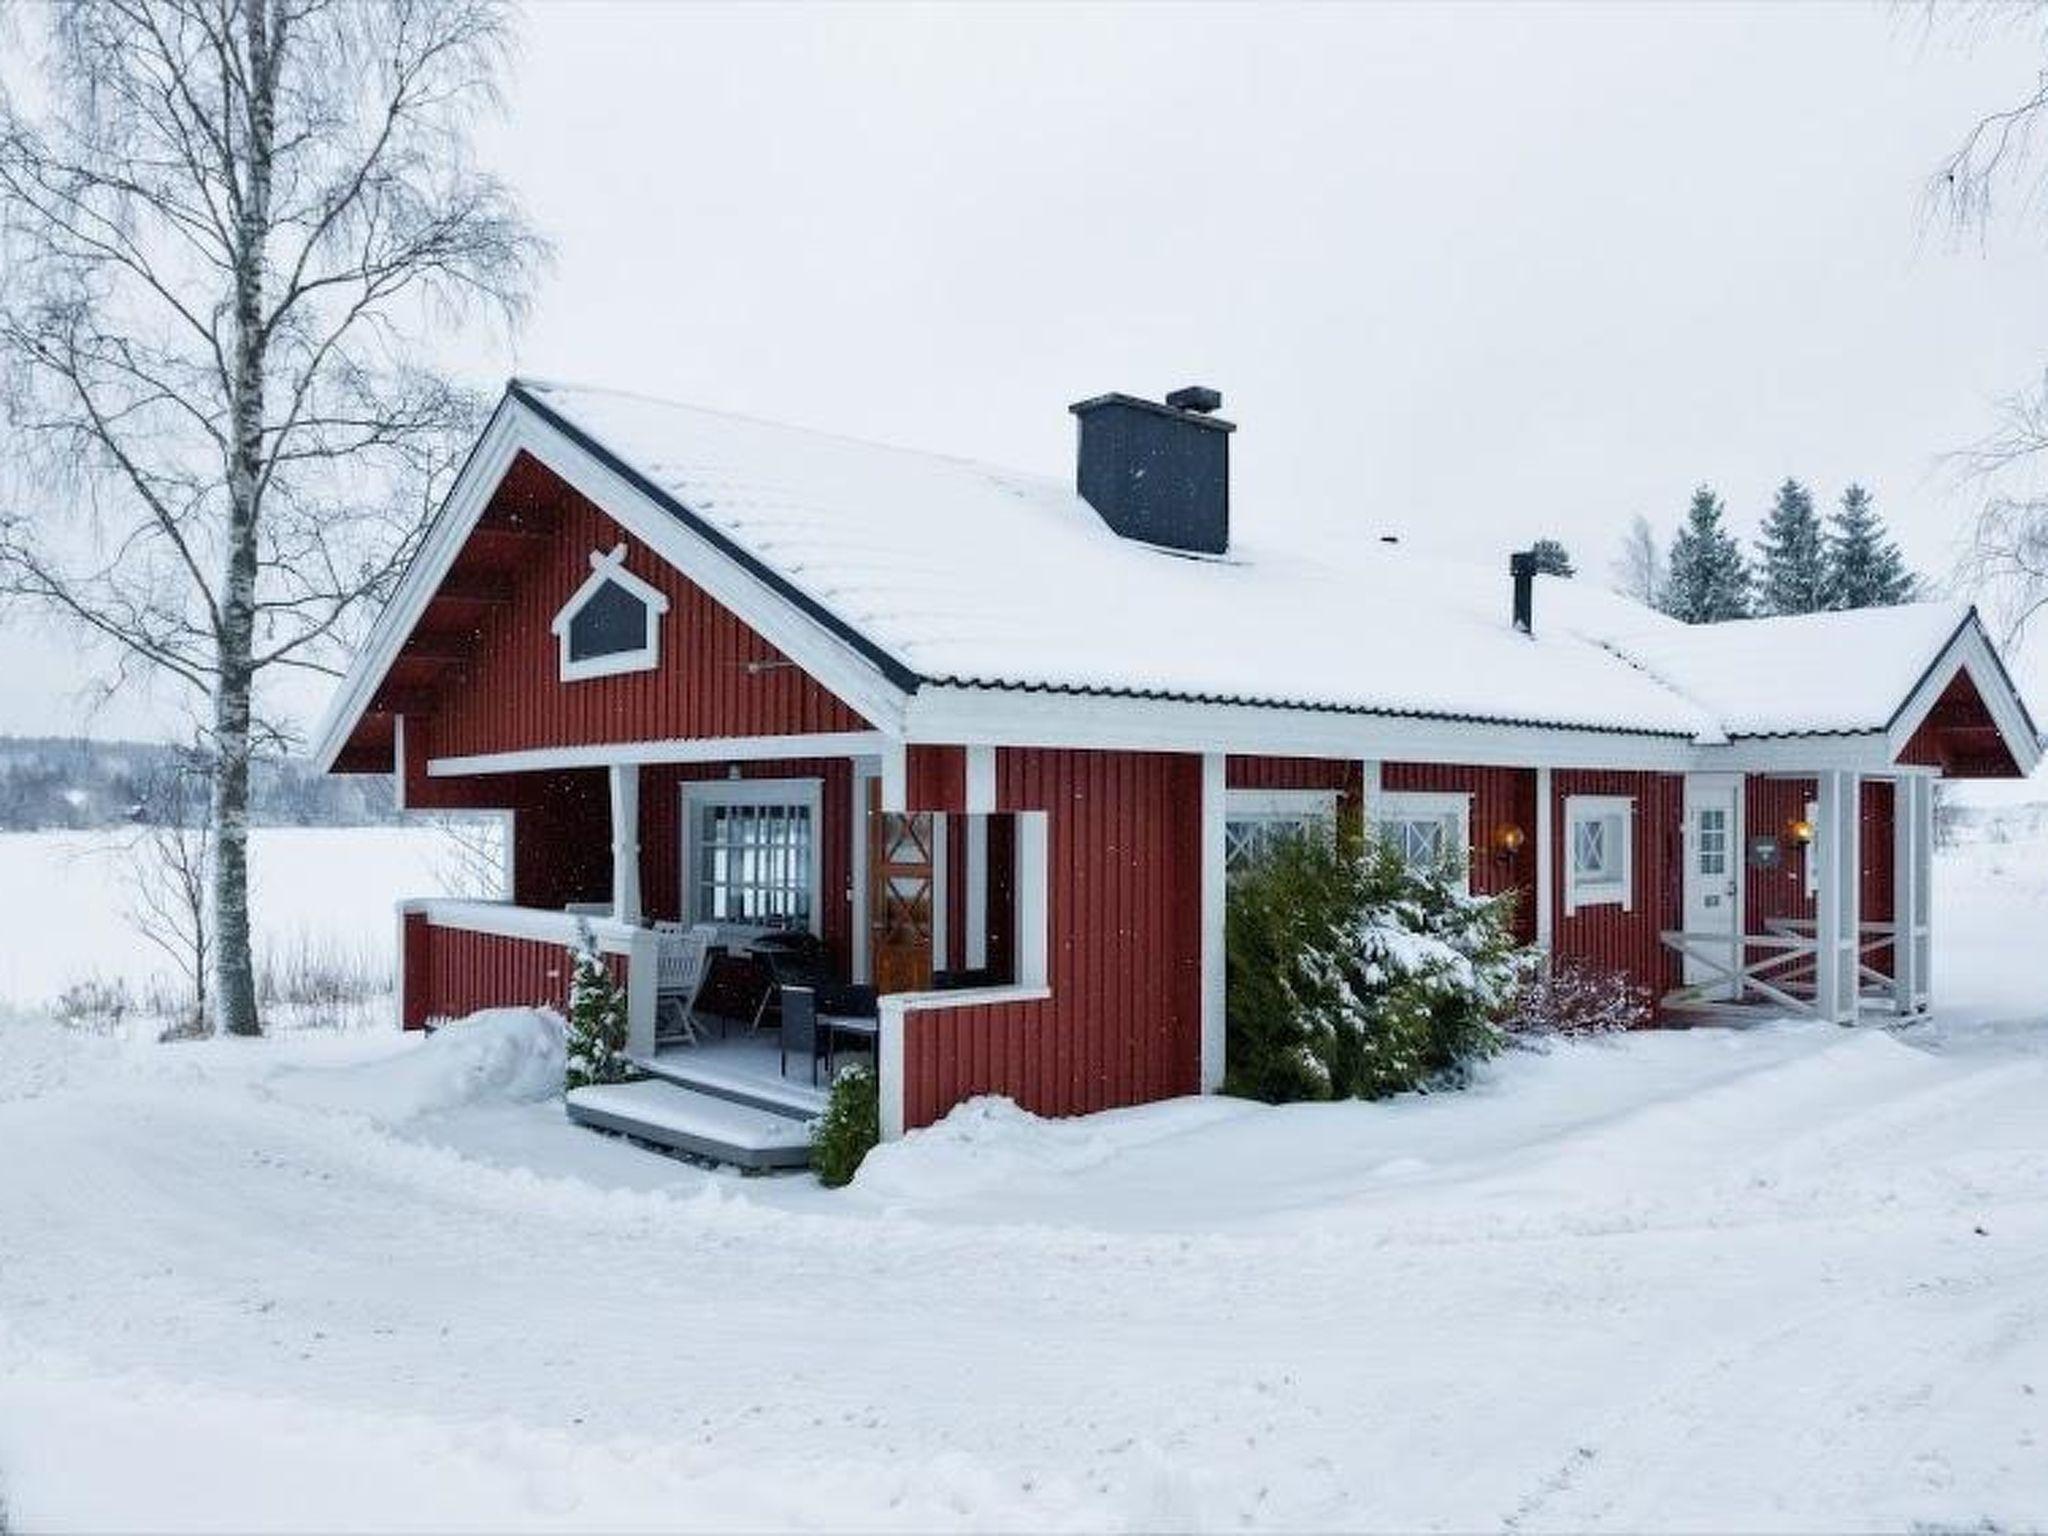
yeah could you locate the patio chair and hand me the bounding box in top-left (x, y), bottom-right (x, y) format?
top-left (816, 982), bottom-right (880, 1079)
top-left (654, 922), bottom-right (717, 1046)
top-left (747, 930), bottom-right (830, 1034)
top-left (778, 984), bottom-right (824, 1085)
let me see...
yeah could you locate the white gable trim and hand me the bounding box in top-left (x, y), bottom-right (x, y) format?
top-left (311, 394), bottom-right (911, 772)
top-left (1882, 613), bottom-right (2042, 777)
top-left (550, 543), bottom-right (671, 682)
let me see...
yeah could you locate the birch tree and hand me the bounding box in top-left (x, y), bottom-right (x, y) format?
top-left (0, 0), bottom-right (543, 1035)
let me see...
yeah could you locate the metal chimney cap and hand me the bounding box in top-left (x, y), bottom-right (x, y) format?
top-left (1165, 385), bottom-right (1223, 415)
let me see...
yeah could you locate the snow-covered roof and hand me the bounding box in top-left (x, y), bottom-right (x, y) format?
top-left (517, 380), bottom-right (2031, 748)
top-left (520, 381), bottom-right (1725, 735)
top-left (316, 377), bottom-right (2042, 770)
top-left (1582, 603), bottom-right (1979, 739)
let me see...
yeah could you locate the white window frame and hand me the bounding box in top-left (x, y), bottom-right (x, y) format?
top-left (1224, 788), bottom-right (1339, 872)
top-left (550, 543), bottom-right (671, 683)
top-left (681, 776), bottom-right (824, 935)
top-left (1372, 789), bottom-right (1472, 893)
top-left (1564, 794), bottom-right (1634, 914)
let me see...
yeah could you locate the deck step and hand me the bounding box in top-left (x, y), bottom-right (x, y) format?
top-left (637, 1050), bottom-right (828, 1118)
top-left (567, 1079), bottom-right (815, 1171)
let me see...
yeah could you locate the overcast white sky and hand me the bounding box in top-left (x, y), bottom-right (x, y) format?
top-left (6, 0), bottom-right (2048, 740)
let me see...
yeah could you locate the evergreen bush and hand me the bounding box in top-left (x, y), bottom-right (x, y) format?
top-left (1224, 828), bottom-right (1528, 1103)
top-left (565, 926), bottom-right (631, 1091)
top-left (812, 1063), bottom-right (880, 1187)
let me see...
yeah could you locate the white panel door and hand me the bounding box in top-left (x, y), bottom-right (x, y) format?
top-left (1683, 777), bottom-right (1742, 996)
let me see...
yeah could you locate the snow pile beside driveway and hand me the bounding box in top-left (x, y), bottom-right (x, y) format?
top-left (270, 1007), bottom-right (565, 1124)
top-left (854, 1092), bottom-right (1257, 1203)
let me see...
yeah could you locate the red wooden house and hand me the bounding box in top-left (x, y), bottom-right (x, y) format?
top-left (314, 380), bottom-right (2041, 1165)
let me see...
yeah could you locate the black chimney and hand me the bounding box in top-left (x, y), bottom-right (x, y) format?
top-left (1510, 550), bottom-right (1536, 635)
top-left (1069, 387), bottom-right (1235, 555)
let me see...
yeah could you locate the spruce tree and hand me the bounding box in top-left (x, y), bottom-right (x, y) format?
top-left (1826, 484), bottom-right (1917, 609)
top-left (565, 926), bottom-right (631, 1091)
top-left (1527, 538), bottom-right (1575, 577)
top-left (1754, 478), bottom-right (1829, 615)
top-left (1660, 486), bottom-right (1752, 623)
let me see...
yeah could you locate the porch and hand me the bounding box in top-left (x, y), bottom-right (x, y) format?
top-left (397, 739), bottom-right (1057, 1162)
top-left (1659, 770), bottom-right (1935, 1025)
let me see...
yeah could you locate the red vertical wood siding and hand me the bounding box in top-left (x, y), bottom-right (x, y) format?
top-left (1549, 770), bottom-right (1685, 1002)
top-left (403, 460), bottom-right (866, 761)
top-left (900, 749), bottom-right (1203, 1131)
top-left (1226, 755), bottom-right (1364, 804)
top-left (404, 923), bottom-right (627, 1029)
top-left (1382, 762), bottom-right (1540, 943)
top-left (906, 745), bottom-right (967, 815)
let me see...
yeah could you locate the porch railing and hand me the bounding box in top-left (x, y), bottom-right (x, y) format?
top-left (1659, 921), bottom-right (1898, 1018)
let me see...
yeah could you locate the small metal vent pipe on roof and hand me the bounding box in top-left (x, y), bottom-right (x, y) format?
top-left (1510, 550), bottom-right (1537, 636)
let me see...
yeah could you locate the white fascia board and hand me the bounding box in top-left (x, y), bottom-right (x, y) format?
top-left (311, 395), bottom-right (914, 774)
top-left (427, 730), bottom-right (890, 778)
top-left (311, 399), bottom-right (526, 770)
top-left (1710, 733), bottom-right (1900, 776)
top-left (1884, 617), bottom-right (2043, 777)
top-left (902, 684), bottom-right (1701, 771)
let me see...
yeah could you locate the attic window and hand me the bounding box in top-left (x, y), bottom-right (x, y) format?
top-left (550, 543), bottom-right (671, 682)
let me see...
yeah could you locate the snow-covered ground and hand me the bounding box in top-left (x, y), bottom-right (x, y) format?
top-left (0, 823), bottom-right (2046, 1530)
top-left (0, 825), bottom-right (469, 1007)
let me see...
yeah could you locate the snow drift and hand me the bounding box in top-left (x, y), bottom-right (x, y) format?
top-left (270, 1007), bottom-right (565, 1124)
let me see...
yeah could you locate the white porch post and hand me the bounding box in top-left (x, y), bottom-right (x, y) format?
top-left (608, 762), bottom-right (642, 926)
top-left (1894, 774), bottom-right (1934, 1015)
top-left (1200, 752), bottom-right (1228, 1093)
top-left (1534, 766), bottom-right (1555, 955)
top-left (1359, 759), bottom-right (1382, 826)
top-left (1813, 769), bottom-right (1862, 1025)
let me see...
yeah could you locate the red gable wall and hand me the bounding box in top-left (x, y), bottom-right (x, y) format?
top-left (364, 454), bottom-right (869, 769)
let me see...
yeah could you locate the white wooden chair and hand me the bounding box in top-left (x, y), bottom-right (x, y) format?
top-left (653, 922), bottom-right (717, 1046)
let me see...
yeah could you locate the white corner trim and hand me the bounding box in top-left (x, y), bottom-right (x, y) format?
top-left (1534, 766), bottom-right (1555, 952)
top-left (964, 745), bottom-right (997, 814)
top-left (1200, 753), bottom-right (1228, 1094)
top-left (391, 714), bottom-right (407, 811)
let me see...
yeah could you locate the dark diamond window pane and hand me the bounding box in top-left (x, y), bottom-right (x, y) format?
top-left (568, 579), bottom-right (650, 662)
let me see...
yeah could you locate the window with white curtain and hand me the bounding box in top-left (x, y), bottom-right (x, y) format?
top-left (1565, 794), bottom-right (1634, 913)
top-left (683, 778), bottom-right (822, 931)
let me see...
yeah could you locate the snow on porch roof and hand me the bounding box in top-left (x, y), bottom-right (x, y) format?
top-left (515, 380), bottom-right (1714, 737)
top-left (506, 380), bottom-right (2036, 750)
top-left (1584, 603), bottom-right (1990, 739)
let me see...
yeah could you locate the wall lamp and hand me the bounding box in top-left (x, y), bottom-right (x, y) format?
top-left (1494, 824), bottom-right (1527, 863)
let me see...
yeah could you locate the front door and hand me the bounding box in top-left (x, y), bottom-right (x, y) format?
top-left (1683, 776), bottom-right (1742, 997)
top-left (867, 779), bottom-right (935, 993)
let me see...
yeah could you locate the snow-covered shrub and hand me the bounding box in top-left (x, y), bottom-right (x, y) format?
top-left (1225, 829), bottom-right (1529, 1103)
top-left (564, 928), bottom-right (631, 1092)
top-left (1508, 960), bottom-right (1652, 1039)
top-left (813, 1063), bottom-right (879, 1188)
top-left (52, 977), bottom-right (133, 1035)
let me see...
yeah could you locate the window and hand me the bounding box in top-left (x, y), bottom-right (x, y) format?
top-left (683, 779), bottom-right (822, 932)
top-left (1565, 795), bottom-right (1633, 913)
top-left (1372, 790), bottom-right (1472, 891)
top-left (1224, 788), bottom-right (1339, 873)
top-left (550, 543), bottom-right (670, 682)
